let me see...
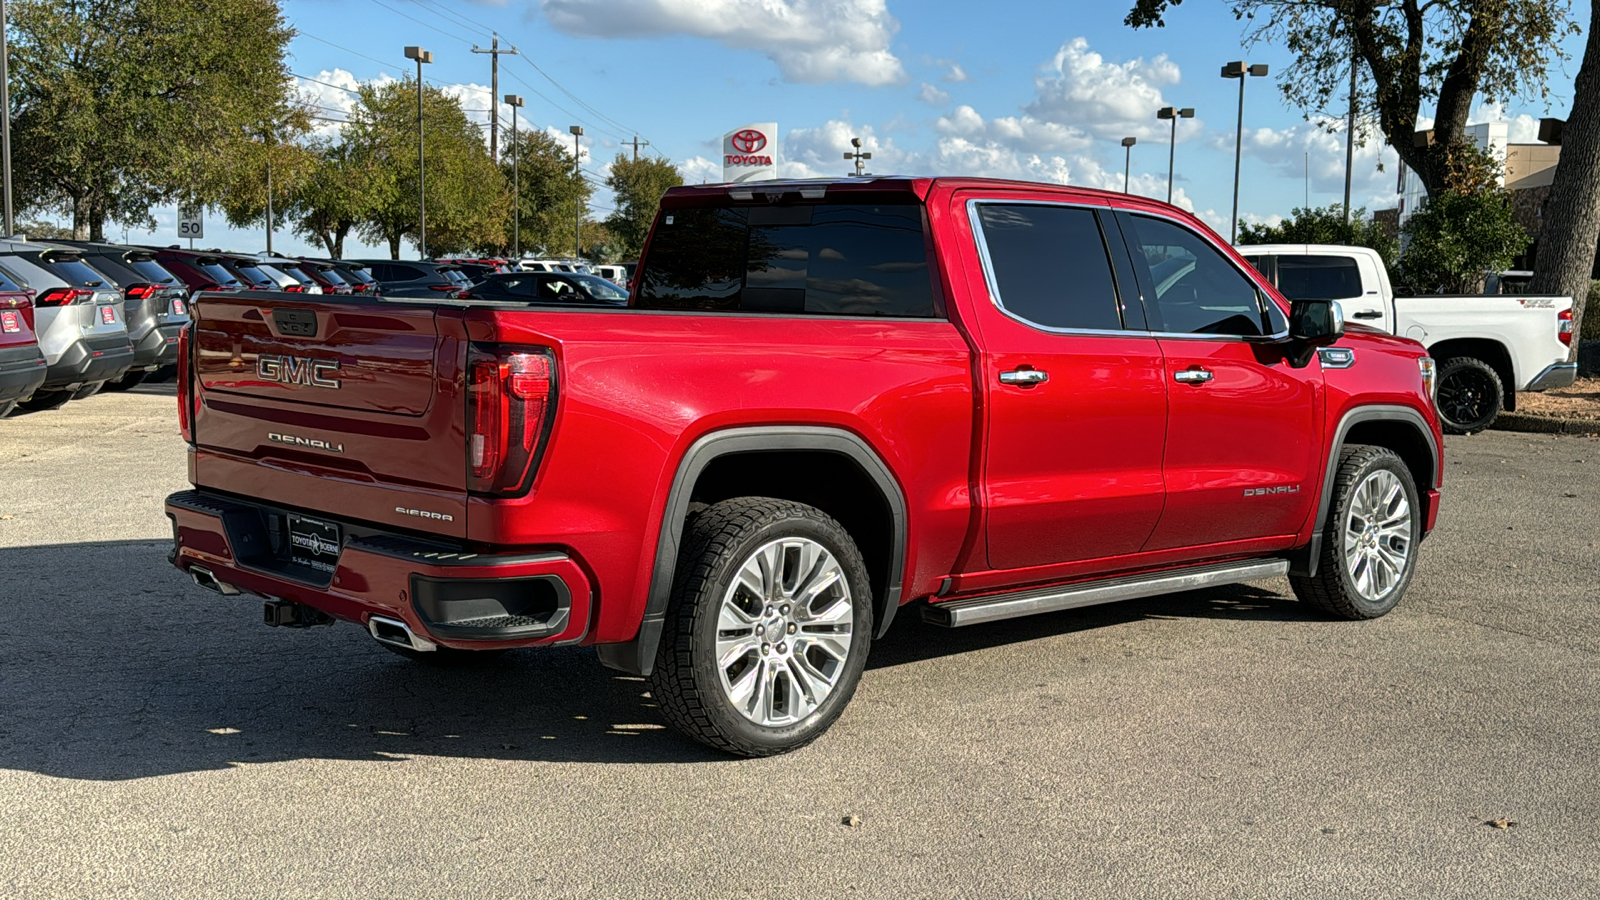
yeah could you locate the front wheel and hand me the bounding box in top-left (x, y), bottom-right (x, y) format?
top-left (16, 389), bottom-right (72, 412)
top-left (1435, 357), bottom-right (1503, 434)
top-left (649, 498), bottom-right (873, 757)
top-left (1290, 445), bottom-right (1421, 619)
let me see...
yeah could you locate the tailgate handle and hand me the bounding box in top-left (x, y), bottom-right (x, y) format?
top-left (273, 308), bottom-right (318, 337)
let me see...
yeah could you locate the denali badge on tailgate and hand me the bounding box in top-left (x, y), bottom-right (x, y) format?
top-left (257, 354), bottom-right (341, 389)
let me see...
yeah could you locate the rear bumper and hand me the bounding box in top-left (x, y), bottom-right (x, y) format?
top-left (0, 344), bottom-right (48, 403)
top-left (131, 324), bottom-right (183, 368)
top-left (165, 489), bottom-right (592, 649)
top-left (42, 337), bottom-right (134, 389)
top-left (1524, 361), bottom-right (1577, 392)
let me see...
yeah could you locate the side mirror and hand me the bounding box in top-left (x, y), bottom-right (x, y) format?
top-left (1289, 298), bottom-right (1345, 345)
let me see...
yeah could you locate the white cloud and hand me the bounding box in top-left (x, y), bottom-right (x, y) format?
top-left (917, 82), bottom-right (951, 105)
top-left (537, 0), bottom-right (906, 86)
top-left (943, 62), bottom-right (969, 83)
top-left (1232, 118), bottom-right (1400, 211)
top-left (1023, 37), bottom-right (1191, 142)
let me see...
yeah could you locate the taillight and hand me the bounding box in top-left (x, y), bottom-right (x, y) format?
top-left (466, 346), bottom-right (556, 496)
top-left (177, 322), bottom-right (195, 444)
top-left (36, 287), bottom-right (88, 307)
top-left (1559, 308), bottom-right (1574, 346)
top-left (283, 284), bottom-right (306, 293)
top-left (429, 283), bottom-right (459, 292)
top-left (125, 284), bottom-right (157, 300)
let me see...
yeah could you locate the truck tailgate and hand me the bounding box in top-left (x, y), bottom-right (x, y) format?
top-left (191, 293), bottom-right (469, 538)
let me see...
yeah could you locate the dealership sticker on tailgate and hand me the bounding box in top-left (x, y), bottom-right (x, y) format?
top-left (287, 514), bottom-right (342, 573)
top-left (1, 311), bottom-right (17, 333)
top-left (99, 306), bottom-right (116, 324)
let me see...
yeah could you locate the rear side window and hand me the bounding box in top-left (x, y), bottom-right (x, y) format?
top-left (637, 202), bottom-right (938, 318)
top-left (371, 263), bottom-right (424, 282)
top-left (1274, 255), bottom-right (1363, 301)
top-left (975, 203), bottom-right (1124, 331)
top-left (0, 264), bottom-right (27, 292)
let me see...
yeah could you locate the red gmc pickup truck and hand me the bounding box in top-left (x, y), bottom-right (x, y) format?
top-left (167, 177), bottom-right (1443, 756)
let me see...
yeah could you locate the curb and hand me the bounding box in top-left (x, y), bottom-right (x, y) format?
top-left (1493, 412), bottom-right (1600, 436)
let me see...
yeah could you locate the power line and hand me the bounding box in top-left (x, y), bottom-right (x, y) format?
top-left (365, 0), bottom-right (476, 45)
top-left (293, 72), bottom-right (361, 96)
top-left (412, 0), bottom-right (494, 39)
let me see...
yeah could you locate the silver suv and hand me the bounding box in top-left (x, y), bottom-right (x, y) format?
top-left (0, 241), bottom-right (133, 411)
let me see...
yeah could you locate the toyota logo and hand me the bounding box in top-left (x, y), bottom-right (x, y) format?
top-left (731, 129), bottom-right (767, 153)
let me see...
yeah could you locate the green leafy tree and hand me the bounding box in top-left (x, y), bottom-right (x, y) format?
top-left (287, 139), bottom-right (387, 258)
top-left (216, 132), bottom-right (318, 244)
top-left (1125, 0), bottom-right (1578, 199)
top-left (1239, 204), bottom-right (1399, 271)
top-left (604, 155), bottom-right (682, 260)
top-left (500, 128), bottom-right (590, 258)
top-left (1398, 149), bottom-right (1529, 293)
top-left (8, 0), bottom-right (303, 239)
top-left (344, 79), bottom-right (505, 258)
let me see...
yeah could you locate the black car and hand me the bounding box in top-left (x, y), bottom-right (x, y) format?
top-left (324, 260), bottom-right (380, 295)
top-left (461, 271), bottom-right (630, 307)
top-left (216, 255), bottom-right (283, 291)
top-left (351, 260), bottom-right (469, 298)
top-left (50, 242), bottom-right (190, 388)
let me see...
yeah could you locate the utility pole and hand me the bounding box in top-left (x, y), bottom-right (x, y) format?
top-left (1, 0), bottom-right (13, 236)
top-left (627, 135), bottom-right (650, 162)
top-left (570, 125), bottom-right (584, 259)
top-left (1344, 44), bottom-right (1357, 225)
top-left (1222, 61), bottom-right (1268, 243)
top-left (1157, 106), bottom-right (1195, 205)
top-left (405, 46), bottom-right (433, 260)
top-left (844, 137), bottom-right (872, 176)
top-left (1121, 137), bottom-right (1136, 193)
top-left (506, 94), bottom-right (524, 258)
top-left (472, 34), bottom-right (518, 162)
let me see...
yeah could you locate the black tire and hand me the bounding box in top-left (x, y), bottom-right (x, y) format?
top-left (70, 381), bottom-right (105, 401)
top-left (1290, 445), bottom-right (1421, 619)
top-left (378, 643), bottom-right (510, 666)
top-left (16, 389), bottom-right (72, 412)
top-left (102, 369), bottom-right (148, 391)
top-left (1434, 356), bottom-right (1503, 434)
top-left (0, 401), bottom-right (15, 418)
top-left (649, 497), bottom-right (874, 757)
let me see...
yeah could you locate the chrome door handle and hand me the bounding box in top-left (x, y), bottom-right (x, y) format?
top-left (1352, 310), bottom-right (1383, 319)
top-left (999, 368), bottom-right (1048, 386)
top-left (1174, 368), bottom-right (1214, 384)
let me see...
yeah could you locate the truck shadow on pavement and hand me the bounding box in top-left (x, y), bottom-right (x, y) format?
top-left (0, 539), bottom-right (1320, 780)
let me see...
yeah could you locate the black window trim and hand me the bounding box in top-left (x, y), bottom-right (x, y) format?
top-left (965, 197), bottom-right (1144, 337)
top-left (1112, 208), bottom-right (1290, 343)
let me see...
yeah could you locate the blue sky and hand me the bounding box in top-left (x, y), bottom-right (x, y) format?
top-left (107, 0), bottom-right (1593, 257)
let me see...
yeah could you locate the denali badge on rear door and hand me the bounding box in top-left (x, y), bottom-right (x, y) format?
top-left (268, 432), bottom-right (345, 453)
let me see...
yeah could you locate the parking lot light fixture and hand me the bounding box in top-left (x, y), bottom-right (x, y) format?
top-left (570, 125), bottom-right (583, 259)
top-left (1157, 106), bottom-right (1194, 205)
top-left (1121, 137), bottom-right (1137, 193)
top-left (404, 46), bottom-right (433, 260)
top-left (505, 94), bottom-right (525, 258)
top-left (1222, 61), bottom-right (1269, 242)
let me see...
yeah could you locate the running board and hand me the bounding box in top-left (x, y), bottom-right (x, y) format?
top-left (922, 559), bottom-right (1290, 628)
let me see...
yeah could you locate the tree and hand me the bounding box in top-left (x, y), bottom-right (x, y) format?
top-left (8, 0), bottom-right (303, 239)
top-left (1239, 204), bottom-right (1399, 270)
top-left (1529, 3), bottom-right (1600, 360)
top-left (1126, 1), bottom-right (1578, 199)
top-left (343, 79), bottom-right (505, 258)
top-left (215, 132), bottom-right (318, 245)
top-left (287, 140), bottom-right (386, 258)
top-left (1397, 149), bottom-right (1529, 293)
top-left (605, 155), bottom-right (682, 260)
top-left (500, 129), bottom-right (590, 257)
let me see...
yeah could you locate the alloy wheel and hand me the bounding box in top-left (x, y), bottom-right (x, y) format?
top-left (1342, 469), bottom-right (1414, 601)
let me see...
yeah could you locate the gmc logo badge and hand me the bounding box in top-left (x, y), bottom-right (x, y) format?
top-left (258, 354), bottom-right (340, 389)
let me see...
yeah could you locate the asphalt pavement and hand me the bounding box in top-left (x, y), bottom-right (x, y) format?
top-left (1, 387), bottom-right (1597, 899)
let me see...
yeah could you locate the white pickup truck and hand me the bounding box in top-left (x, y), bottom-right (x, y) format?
top-left (1238, 244), bottom-right (1577, 433)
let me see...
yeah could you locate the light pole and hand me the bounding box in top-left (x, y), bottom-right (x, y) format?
top-left (0, 0), bottom-right (12, 236)
top-left (1221, 61), bottom-right (1268, 243)
top-left (844, 137), bottom-right (872, 176)
top-left (1121, 137), bottom-right (1136, 193)
top-left (505, 94), bottom-right (524, 259)
top-left (1157, 106), bottom-right (1194, 206)
top-left (569, 125), bottom-right (583, 259)
top-left (404, 46), bottom-right (433, 260)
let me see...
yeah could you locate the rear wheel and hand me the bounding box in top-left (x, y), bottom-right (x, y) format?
top-left (1290, 445), bottom-right (1420, 619)
top-left (1434, 357), bottom-right (1503, 434)
top-left (16, 389), bottom-right (72, 412)
top-left (649, 498), bottom-right (873, 757)
top-left (102, 369), bottom-right (148, 391)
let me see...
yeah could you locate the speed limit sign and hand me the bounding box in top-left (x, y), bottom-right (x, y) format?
top-left (178, 205), bottom-right (204, 239)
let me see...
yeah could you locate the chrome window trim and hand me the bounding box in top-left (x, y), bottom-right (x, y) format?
top-left (1118, 207), bottom-right (1291, 342)
top-left (966, 197), bottom-right (1144, 338)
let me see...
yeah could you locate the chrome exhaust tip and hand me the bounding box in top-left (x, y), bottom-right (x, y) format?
top-left (189, 566), bottom-right (241, 596)
top-left (367, 615), bottom-right (437, 652)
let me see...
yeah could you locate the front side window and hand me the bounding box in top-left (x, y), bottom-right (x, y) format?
top-left (1124, 215), bottom-right (1276, 337)
top-left (1273, 255), bottom-right (1363, 301)
top-left (975, 203), bottom-right (1124, 331)
top-left (637, 202), bottom-right (938, 318)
